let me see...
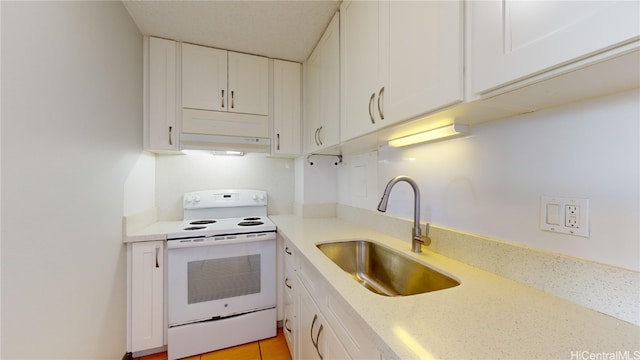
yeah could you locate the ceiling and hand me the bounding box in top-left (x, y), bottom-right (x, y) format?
top-left (122, 0), bottom-right (341, 63)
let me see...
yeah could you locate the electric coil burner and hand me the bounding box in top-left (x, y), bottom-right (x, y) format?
top-left (166, 189), bottom-right (276, 360)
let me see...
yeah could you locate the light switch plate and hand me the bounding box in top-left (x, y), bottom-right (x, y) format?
top-left (540, 196), bottom-right (589, 237)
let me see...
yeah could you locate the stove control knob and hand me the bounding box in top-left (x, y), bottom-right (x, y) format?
top-left (259, 194), bottom-right (266, 201)
top-left (194, 196), bottom-right (201, 203)
top-left (185, 195), bottom-right (194, 204)
top-left (252, 194), bottom-right (258, 201)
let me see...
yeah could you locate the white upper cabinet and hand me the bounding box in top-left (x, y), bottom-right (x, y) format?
top-left (182, 43), bottom-right (269, 115)
top-left (385, 0), bottom-right (463, 123)
top-left (340, 0), bottom-right (463, 143)
top-left (145, 37), bottom-right (179, 152)
top-left (305, 12), bottom-right (340, 153)
top-left (340, 0), bottom-right (384, 142)
top-left (228, 52), bottom-right (269, 115)
top-left (181, 43), bottom-right (227, 112)
top-left (471, 0), bottom-right (640, 95)
top-left (272, 59), bottom-right (302, 155)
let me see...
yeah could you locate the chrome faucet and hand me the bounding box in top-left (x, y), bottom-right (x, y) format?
top-left (377, 175), bottom-right (431, 253)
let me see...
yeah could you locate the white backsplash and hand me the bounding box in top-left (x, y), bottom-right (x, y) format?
top-left (338, 89), bottom-right (640, 272)
top-left (155, 152), bottom-right (295, 220)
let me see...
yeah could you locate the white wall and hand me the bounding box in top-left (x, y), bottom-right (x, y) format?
top-left (294, 155), bottom-right (339, 216)
top-left (124, 152), bottom-right (156, 216)
top-left (1, 2), bottom-right (142, 358)
top-left (339, 90), bottom-right (640, 271)
top-left (155, 152), bottom-right (295, 220)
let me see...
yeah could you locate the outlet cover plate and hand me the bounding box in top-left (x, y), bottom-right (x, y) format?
top-left (540, 196), bottom-right (589, 237)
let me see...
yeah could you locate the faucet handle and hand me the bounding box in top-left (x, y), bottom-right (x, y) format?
top-left (414, 224), bottom-right (431, 247)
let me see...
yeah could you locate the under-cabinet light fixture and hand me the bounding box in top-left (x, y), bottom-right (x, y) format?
top-left (388, 124), bottom-right (470, 148)
top-left (182, 149), bottom-right (244, 156)
top-left (210, 150), bottom-right (244, 156)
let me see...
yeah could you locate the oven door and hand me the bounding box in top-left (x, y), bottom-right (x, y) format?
top-left (167, 236), bottom-right (276, 326)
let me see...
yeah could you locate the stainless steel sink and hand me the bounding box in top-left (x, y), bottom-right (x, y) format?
top-left (316, 240), bottom-right (460, 297)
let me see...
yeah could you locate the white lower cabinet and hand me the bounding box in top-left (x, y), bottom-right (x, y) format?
top-left (282, 238), bottom-right (379, 360)
top-left (299, 285), bottom-right (350, 360)
top-left (129, 241), bottom-right (165, 353)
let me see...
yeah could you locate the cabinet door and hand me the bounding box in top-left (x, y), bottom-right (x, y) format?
top-left (318, 13), bottom-right (341, 150)
top-left (305, 45), bottom-right (323, 152)
top-left (385, 0), bottom-right (463, 124)
top-left (228, 52), bottom-right (269, 115)
top-left (340, 0), bottom-right (384, 142)
top-left (146, 37), bottom-right (178, 151)
top-left (182, 43), bottom-right (227, 111)
top-left (471, 0), bottom-right (640, 94)
top-left (273, 60), bottom-right (301, 155)
top-left (283, 262), bottom-right (297, 358)
top-left (305, 13), bottom-right (340, 153)
top-left (298, 285), bottom-right (321, 360)
top-left (298, 284), bottom-right (350, 360)
top-left (324, 326), bottom-right (351, 360)
top-left (131, 241), bottom-right (164, 352)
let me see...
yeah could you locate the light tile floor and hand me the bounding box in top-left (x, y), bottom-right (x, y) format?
top-left (135, 329), bottom-right (291, 360)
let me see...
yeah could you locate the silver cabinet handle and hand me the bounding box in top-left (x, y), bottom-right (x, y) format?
top-left (285, 277), bottom-right (292, 289)
top-left (285, 319), bottom-right (292, 333)
top-left (318, 126), bottom-right (323, 145)
top-left (155, 246), bottom-right (160, 268)
top-left (168, 126), bottom-right (173, 146)
top-left (310, 314), bottom-right (318, 349)
top-left (314, 127), bottom-right (320, 146)
top-left (368, 92), bottom-right (376, 124)
top-left (310, 314), bottom-right (324, 359)
top-left (315, 324), bottom-right (324, 360)
top-left (378, 86), bottom-right (385, 120)
top-left (221, 89), bottom-right (225, 108)
top-left (277, 133), bottom-right (280, 151)
top-left (231, 90), bottom-right (235, 109)
top-left (285, 246), bottom-right (292, 255)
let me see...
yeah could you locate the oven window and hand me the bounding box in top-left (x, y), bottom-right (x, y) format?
top-left (187, 255), bottom-right (261, 304)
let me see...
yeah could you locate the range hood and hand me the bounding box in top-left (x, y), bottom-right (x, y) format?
top-left (180, 108), bottom-right (271, 153)
top-left (180, 133), bottom-right (270, 153)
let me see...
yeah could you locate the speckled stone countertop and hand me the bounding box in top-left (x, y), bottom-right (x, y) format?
top-left (123, 220), bottom-right (181, 243)
top-left (271, 215), bottom-right (640, 360)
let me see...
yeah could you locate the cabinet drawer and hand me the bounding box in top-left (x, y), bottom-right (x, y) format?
top-left (283, 238), bottom-right (297, 270)
top-left (283, 300), bottom-right (295, 356)
top-left (284, 263), bottom-right (296, 300)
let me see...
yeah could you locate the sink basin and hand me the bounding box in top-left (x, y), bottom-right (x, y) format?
top-left (316, 240), bottom-right (460, 297)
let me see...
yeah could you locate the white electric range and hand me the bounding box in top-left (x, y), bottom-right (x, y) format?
top-left (166, 189), bottom-right (277, 360)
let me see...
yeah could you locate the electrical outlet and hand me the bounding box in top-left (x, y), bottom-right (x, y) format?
top-left (565, 205), bottom-right (579, 228)
top-left (540, 196), bottom-right (589, 237)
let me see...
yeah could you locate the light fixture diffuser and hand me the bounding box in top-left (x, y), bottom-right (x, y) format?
top-left (388, 124), bottom-right (469, 147)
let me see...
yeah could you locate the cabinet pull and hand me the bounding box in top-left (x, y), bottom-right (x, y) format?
top-left (231, 90), bottom-right (235, 109)
top-left (155, 246), bottom-right (160, 268)
top-left (221, 89), bottom-right (225, 108)
top-left (168, 126), bottom-right (173, 146)
top-left (277, 133), bottom-right (280, 151)
top-left (318, 126), bottom-right (323, 145)
top-left (285, 277), bottom-right (292, 289)
top-left (368, 92), bottom-right (376, 124)
top-left (284, 319), bottom-right (292, 333)
top-left (315, 324), bottom-right (324, 360)
top-left (310, 314), bottom-right (318, 348)
top-left (285, 246), bottom-right (292, 255)
top-left (314, 128), bottom-right (320, 146)
top-left (377, 86), bottom-right (385, 120)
